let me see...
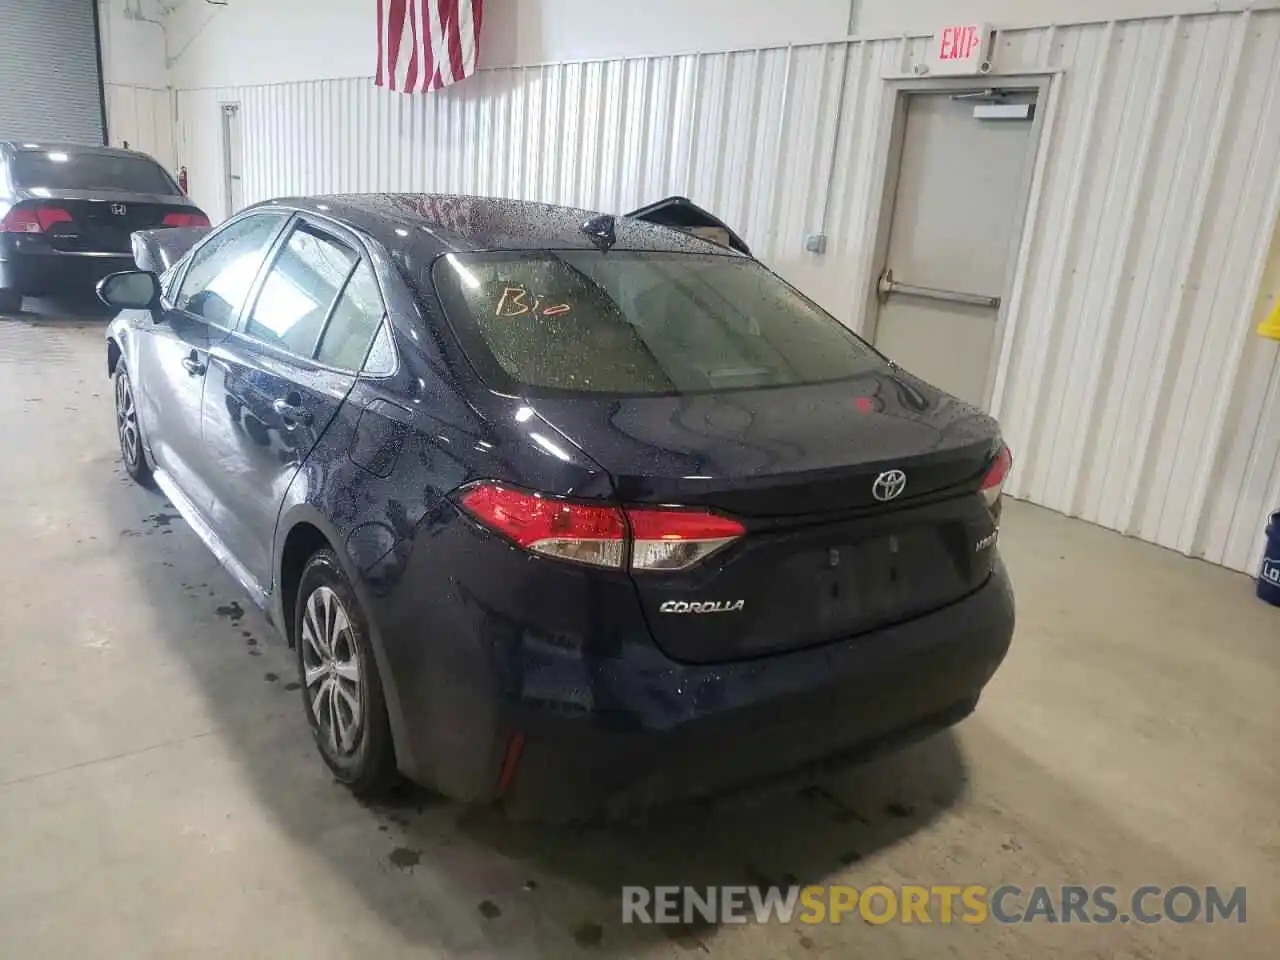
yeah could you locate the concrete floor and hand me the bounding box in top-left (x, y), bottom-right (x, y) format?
top-left (0, 311), bottom-right (1276, 958)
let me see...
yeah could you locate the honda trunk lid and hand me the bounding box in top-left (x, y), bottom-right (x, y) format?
top-left (4, 190), bottom-right (204, 254)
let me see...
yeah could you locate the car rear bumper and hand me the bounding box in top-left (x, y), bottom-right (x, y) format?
top-left (375, 522), bottom-right (1014, 820)
top-left (505, 563), bottom-right (1012, 820)
top-left (0, 248), bottom-right (134, 295)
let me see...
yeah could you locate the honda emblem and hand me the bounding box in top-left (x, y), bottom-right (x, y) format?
top-left (111, 203), bottom-right (127, 216)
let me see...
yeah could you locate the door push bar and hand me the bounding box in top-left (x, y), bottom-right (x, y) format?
top-left (877, 268), bottom-right (1001, 310)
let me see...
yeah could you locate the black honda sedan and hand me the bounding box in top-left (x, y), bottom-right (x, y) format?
top-left (0, 141), bottom-right (207, 313)
top-left (100, 194), bottom-right (1015, 819)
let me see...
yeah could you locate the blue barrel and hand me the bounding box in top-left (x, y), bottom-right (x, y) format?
top-left (1259, 511), bottom-right (1280, 607)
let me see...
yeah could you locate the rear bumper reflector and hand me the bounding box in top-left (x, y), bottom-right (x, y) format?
top-left (495, 730), bottom-right (526, 798)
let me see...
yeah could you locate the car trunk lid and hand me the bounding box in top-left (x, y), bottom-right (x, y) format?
top-left (626, 196), bottom-right (752, 255)
top-left (533, 370), bottom-right (1004, 663)
top-left (12, 191), bottom-right (202, 255)
top-left (132, 225), bottom-right (212, 273)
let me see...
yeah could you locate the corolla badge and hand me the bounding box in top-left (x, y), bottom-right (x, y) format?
top-left (659, 600), bottom-right (745, 614)
top-left (872, 469), bottom-right (907, 502)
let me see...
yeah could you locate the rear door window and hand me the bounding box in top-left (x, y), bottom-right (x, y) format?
top-left (361, 324), bottom-right (396, 377)
top-left (316, 261), bottom-right (386, 371)
top-left (245, 223), bottom-right (359, 358)
top-left (11, 150), bottom-right (179, 195)
top-left (175, 212), bottom-right (287, 328)
top-left (431, 251), bottom-right (886, 396)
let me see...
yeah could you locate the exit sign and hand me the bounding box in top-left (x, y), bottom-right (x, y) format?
top-left (927, 23), bottom-right (992, 76)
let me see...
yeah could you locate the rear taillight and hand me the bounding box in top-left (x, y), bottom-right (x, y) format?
top-left (457, 481), bottom-right (745, 571)
top-left (458, 483), bottom-right (627, 568)
top-left (627, 507), bottom-right (746, 571)
top-left (980, 445), bottom-right (1013, 509)
top-left (162, 211), bottom-right (211, 227)
top-left (0, 205), bottom-right (73, 233)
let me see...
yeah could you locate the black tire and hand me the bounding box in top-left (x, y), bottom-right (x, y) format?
top-left (113, 360), bottom-right (154, 486)
top-left (0, 289), bottom-right (21, 315)
top-left (294, 548), bottom-right (398, 797)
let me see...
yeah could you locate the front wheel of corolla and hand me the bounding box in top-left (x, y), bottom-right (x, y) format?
top-left (114, 360), bottom-right (154, 486)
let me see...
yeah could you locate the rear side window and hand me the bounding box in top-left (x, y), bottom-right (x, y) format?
top-left (316, 261), bottom-right (386, 371)
top-left (175, 213), bottom-right (286, 327)
top-left (12, 150), bottom-right (178, 195)
top-left (246, 224), bottom-right (358, 357)
top-left (431, 252), bottom-right (886, 396)
top-left (361, 324), bottom-right (396, 377)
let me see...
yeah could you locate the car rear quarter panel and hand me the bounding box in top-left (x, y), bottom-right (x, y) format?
top-left (268, 259), bottom-right (620, 784)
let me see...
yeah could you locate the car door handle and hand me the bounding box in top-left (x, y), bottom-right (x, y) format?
top-left (181, 353), bottom-right (206, 376)
top-left (273, 397), bottom-right (313, 426)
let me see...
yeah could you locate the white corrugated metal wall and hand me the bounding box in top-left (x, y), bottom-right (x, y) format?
top-left (173, 8), bottom-right (1280, 574)
top-left (105, 84), bottom-right (176, 170)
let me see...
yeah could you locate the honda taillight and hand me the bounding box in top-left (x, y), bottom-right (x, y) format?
top-left (162, 211), bottom-right (210, 227)
top-left (0, 205), bottom-right (73, 233)
top-left (980, 445), bottom-right (1013, 509)
top-left (457, 482), bottom-right (745, 571)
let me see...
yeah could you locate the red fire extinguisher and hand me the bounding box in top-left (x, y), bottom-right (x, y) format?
top-left (178, 166), bottom-right (189, 195)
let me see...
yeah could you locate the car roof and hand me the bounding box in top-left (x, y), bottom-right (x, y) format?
top-left (255, 193), bottom-right (749, 259)
top-left (0, 140), bottom-right (165, 162)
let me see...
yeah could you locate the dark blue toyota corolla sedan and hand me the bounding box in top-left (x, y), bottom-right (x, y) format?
top-left (100, 194), bottom-right (1014, 820)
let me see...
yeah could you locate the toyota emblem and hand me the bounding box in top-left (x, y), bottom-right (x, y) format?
top-left (111, 203), bottom-right (127, 216)
top-left (872, 469), bottom-right (907, 502)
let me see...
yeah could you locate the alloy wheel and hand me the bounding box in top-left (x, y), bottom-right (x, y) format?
top-left (301, 585), bottom-right (364, 756)
top-left (115, 373), bottom-right (140, 466)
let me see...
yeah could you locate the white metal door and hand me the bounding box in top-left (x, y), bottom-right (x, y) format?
top-left (873, 91), bottom-right (1038, 408)
top-left (221, 104), bottom-right (244, 219)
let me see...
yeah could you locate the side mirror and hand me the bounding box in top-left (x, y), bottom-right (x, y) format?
top-left (97, 270), bottom-right (161, 312)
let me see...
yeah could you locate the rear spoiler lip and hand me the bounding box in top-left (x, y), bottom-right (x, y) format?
top-left (130, 226), bottom-right (211, 274)
top-left (625, 196), bottom-right (753, 257)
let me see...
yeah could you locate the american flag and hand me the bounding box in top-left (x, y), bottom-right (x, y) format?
top-left (376, 0), bottom-right (484, 94)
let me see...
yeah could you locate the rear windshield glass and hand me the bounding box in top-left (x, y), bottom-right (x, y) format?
top-left (12, 151), bottom-right (177, 195)
top-left (432, 252), bottom-right (886, 396)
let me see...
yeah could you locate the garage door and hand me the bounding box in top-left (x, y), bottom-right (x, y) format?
top-left (0, 0), bottom-right (105, 145)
